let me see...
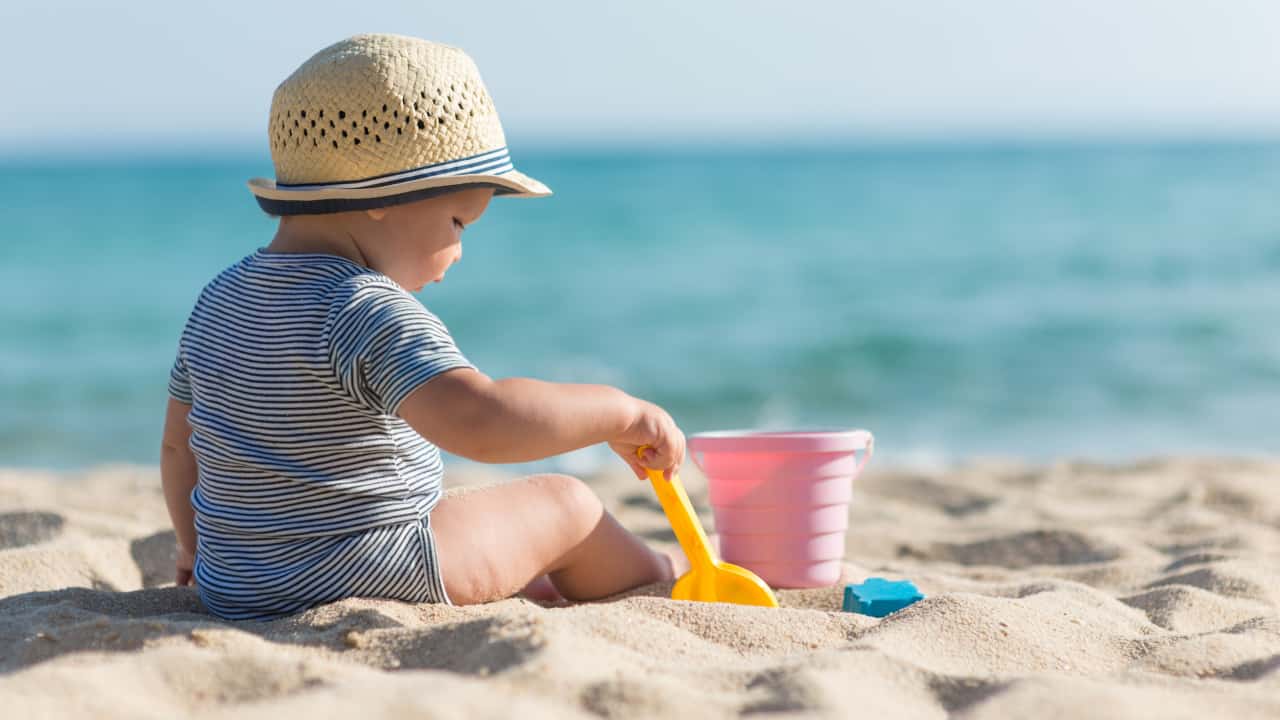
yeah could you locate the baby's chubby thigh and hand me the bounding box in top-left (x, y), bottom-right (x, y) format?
top-left (430, 474), bottom-right (605, 604)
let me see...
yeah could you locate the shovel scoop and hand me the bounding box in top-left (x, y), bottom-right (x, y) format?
top-left (640, 448), bottom-right (778, 608)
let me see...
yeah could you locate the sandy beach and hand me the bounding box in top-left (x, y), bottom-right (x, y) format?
top-left (1, 457), bottom-right (1278, 718)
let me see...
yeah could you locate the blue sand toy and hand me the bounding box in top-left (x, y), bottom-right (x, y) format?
top-left (842, 578), bottom-right (924, 616)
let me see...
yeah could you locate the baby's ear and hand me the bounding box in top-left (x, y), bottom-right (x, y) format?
top-left (365, 207), bottom-right (389, 221)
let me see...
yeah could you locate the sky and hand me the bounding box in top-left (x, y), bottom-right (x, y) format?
top-left (2, 0), bottom-right (1279, 153)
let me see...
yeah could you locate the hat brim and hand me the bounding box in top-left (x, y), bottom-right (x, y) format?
top-left (248, 168), bottom-right (551, 216)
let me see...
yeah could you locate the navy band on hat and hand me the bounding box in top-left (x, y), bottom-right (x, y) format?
top-left (255, 181), bottom-right (516, 216)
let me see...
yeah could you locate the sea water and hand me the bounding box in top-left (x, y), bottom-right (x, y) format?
top-left (2, 142), bottom-right (1278, 469)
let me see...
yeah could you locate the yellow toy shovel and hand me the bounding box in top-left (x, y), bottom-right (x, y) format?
top-left (639, 448), bottom-right (779, 608)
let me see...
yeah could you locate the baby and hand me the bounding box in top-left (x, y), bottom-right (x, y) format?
top-left (160, 34), bottom-right (685, 620)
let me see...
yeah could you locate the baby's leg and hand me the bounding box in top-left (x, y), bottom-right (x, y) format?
top-left (519, 574), bottom-right (564, 603)
top-left (431, 473), bottom-right (674, 604)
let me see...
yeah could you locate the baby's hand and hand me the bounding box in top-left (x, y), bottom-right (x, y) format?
top-left (608, 398), bottom-right (685, 481)
top-left (175, 545), bottom-right (195, 587)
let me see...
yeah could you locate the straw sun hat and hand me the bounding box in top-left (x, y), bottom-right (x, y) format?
top-left (248, 34), bottom-right (550, 215)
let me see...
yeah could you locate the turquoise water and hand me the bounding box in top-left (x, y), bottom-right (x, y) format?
top-left (3, 143), bottom-right (1279, 469)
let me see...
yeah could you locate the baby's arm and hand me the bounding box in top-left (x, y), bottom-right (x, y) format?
top-left (399, 370), bottom-right (683, 479)
top-left (403, 370), bottom-right (687, 603)
top-left (159, 398), bottom-right (198, 585)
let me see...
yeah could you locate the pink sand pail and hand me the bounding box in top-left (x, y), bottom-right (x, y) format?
top-left (688, 429), bottom-right (875, 588)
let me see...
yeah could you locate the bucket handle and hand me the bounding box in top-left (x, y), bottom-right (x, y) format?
top-left (852, 431), bottom-right (875, 473)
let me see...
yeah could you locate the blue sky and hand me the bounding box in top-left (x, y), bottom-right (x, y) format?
top-left (2, 0), bottom-right (1279, 152)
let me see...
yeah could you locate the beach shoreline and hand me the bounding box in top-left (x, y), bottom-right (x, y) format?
top-left (2, 457), bottom-right (1278, 718)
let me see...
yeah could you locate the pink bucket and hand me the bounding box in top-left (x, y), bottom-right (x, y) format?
top-left (689, 429), bottom-right (875, 588)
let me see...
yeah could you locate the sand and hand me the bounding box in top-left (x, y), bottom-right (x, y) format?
top-left (2, 457), bottom-right (1279, 719)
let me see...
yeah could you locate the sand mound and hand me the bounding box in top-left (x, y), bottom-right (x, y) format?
top-left (2, 457), bottom-right (1279, 718)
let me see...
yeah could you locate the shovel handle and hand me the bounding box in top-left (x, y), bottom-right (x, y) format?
top-left (639, 450), bottom-right (716, 570)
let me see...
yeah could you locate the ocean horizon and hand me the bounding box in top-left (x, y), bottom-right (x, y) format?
top-left (3, 139), bottom-right (1279, 471)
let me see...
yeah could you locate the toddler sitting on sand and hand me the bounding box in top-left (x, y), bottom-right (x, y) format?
top-left (160, 34), bottom-right (684, 620)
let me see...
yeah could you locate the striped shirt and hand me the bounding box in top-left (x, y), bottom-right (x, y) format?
top-left (169, 249), bottom-right (472, 619)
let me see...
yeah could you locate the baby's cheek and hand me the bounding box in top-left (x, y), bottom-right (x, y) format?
top-left (437, 246), bottom-right (460, 269)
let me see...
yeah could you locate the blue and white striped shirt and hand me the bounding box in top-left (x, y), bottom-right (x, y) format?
top-left (169, 249), bottom-right (471, 619)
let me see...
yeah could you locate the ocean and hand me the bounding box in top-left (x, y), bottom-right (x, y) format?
top-left (3, 142), bottom-right (1279, 470)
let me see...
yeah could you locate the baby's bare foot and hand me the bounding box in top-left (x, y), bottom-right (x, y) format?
top-left (666, 548), bottom-right (691, 578)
